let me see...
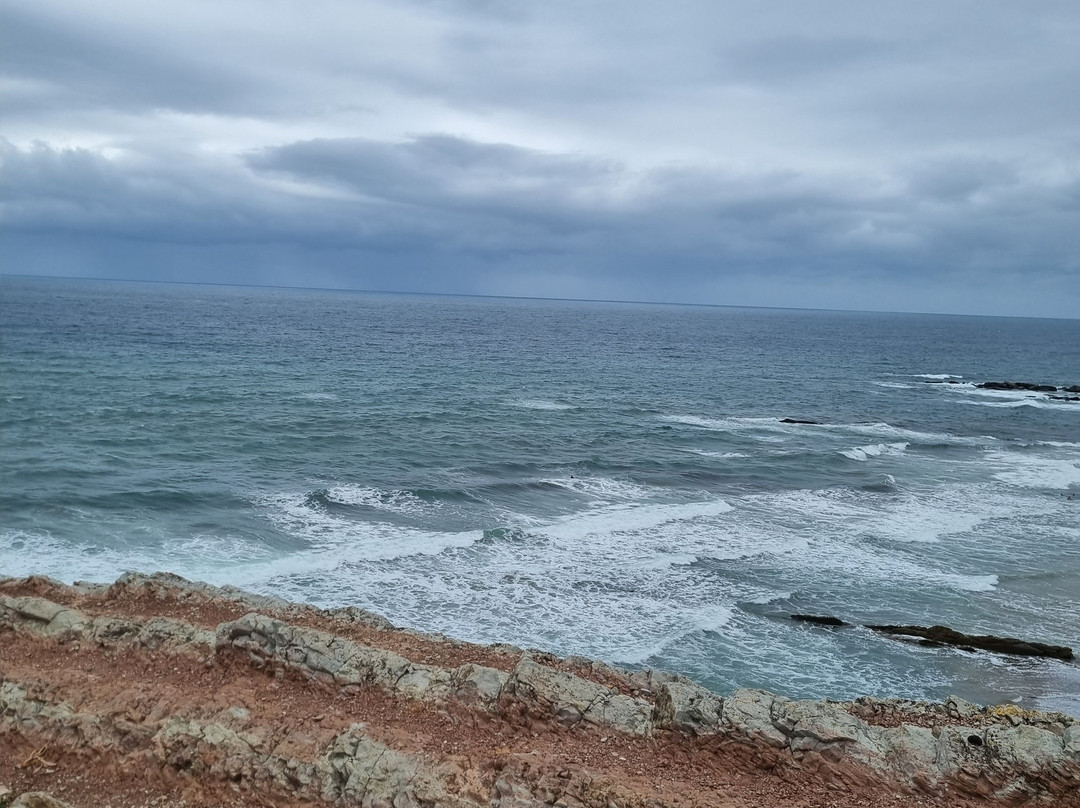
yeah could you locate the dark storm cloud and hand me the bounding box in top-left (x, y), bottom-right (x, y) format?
top-left (1, 0), bottom-right (1078, 315)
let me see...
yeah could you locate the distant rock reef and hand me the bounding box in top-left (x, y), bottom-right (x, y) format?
top-left (923, 379), bottom-right (1080, 401)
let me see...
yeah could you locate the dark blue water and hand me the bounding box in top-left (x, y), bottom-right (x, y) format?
top-left (2, 275), bottom-right (1078, 713)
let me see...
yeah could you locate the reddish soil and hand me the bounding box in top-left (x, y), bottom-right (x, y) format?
top-left (0, 576), bottom-right (1056, 808)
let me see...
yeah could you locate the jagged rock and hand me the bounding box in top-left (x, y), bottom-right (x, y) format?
top-left (110, 570), bottom-right (298, 615)
top-left (452, 663), bottom-right (510, 705)
top-left (154, 716), bottom-right (270, 783)
top-left (866, 623), bottom-right (1074, 660)
top-left (945, 695), bottom-right (982, 721)
top-left (720, 689), bottom-right (790, 748)
top-left (0, 596), bottom-right (89, 639)
top-left (318, 726), bottom-right (453, 807)
top-left (1065, 725), bottom-right (1080, 755)
top-left (933, 723), bottom-right (1080, 799)
top-left (324, 604), bottom-right (398, 631)
top-left (774, 699), bottom-right (878, 759)
top-left (508, 657), bottom-right (653, 735)
top-left (652, 680), bottom-right (723, 735)
top-left (623, 668), bottom-right (682, 698)
top-left (136, 616), bottom-right (216, 650)
top-left (1, 595), bottom-right (213, 655)
top-left (216, 612), bottom-right (506, 705)
top-left (876, 724), bottom-right (941, 788)
top-left (779, 418), bottom-right (821, 424)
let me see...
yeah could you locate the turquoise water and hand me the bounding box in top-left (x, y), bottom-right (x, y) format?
top-left (2, 275), bottom-right (1079, 713)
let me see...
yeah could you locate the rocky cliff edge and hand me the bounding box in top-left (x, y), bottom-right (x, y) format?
top-left (1, 572), bottom-right (1077, 807)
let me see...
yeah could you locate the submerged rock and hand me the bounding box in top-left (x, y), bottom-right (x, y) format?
top-left (791, 614), bottom-right (850, 627)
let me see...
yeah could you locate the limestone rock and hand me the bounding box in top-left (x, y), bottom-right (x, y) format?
top-left (111, 570), bottom-right (297, 615)
top-left (508, 657), bottom-right (653, 735)
top-left (774, 699), bottom-right (884, 762)
top-left (318, 726), bottom-right (458, 807)
top-left (652, 680), bottom-right (723, 734)
top-left (452, 663), bottom-right (509, 706)
top-left (720, 689), bottom-right (790, 748)
top-left (0, 595), bottom-right (89, 638)
top-left (216, 612), bottom-right (454, 700)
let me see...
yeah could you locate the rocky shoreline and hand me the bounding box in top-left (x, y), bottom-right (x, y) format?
top-left (2, 572), bottom-right (1078, 807)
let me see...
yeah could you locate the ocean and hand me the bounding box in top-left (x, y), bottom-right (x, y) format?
top-left (2, 275), bottom-right (1078, 714)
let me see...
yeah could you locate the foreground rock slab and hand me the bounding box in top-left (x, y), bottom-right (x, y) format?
top-left (2, 572), bottom-right (1079, 807)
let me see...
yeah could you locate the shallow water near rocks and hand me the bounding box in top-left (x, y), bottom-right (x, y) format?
top-left (2, 275), bottom-right (1078, 714)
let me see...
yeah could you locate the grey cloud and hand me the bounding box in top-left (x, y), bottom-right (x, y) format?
top-left (9, 133), bottom-right (1074, 303)
top-left (723, 36), bottom-right (897, 83)
top-left (1, 0), bottom-right (1078, 315)
top-left (0, 6), bottom-right (259, 119)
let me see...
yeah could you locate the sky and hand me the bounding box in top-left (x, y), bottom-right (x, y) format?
top-left (2, 0), bottom-right (1078, 316)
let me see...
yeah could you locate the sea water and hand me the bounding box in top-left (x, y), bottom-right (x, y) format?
top-left (2, 275), bottom-right (1078, 714)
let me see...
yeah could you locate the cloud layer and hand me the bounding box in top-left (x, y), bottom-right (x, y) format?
top-left (2, 0), bottom-right (1078, 315)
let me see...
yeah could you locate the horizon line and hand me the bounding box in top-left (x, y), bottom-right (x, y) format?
top-left (1, 271), bottom-right (1075, 322)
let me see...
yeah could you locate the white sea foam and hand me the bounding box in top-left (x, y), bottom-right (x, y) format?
top-left (828, 422), bottom-right (993, 446)
top-left (664, 412), bottom-right (978, 449)
top-left (873, 382), bottom-right (914, 389)
top-left (0, 528), bottom-right (277, 586)
top-left (660, 414), bottom-right (736, 430)
top-left (739, 487), bottom-right (993, 546)
top-left (838, 442), bottom-right (909, 461)
top-left (962, 399), bottom-right (1079, 411)
top-left (541, 498), bottom-right (734, 544)
top-left (704, 487), bottom-right (1002, 593)
top-left (322, 484), bottom-right (431, 515)
top-left (244, 503), bottom-right (745, 665)
top-left (987, 452), bottom-right (1080, 490)
top-left (684, 448), bottom-right (748, 458)
top-left (256, 491), bottom-right (480, 561)
top-left (947, 386), bottom-right (1040, 400)
top-left (913, 374), bottom-right (964, 379)
top-left (660, 414), bottom-right (788, 432)
top-left (541, 476), bottom-right (654, 502)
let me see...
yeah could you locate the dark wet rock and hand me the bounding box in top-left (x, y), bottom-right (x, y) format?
top-left (779, 418), bottom-right (821, 424)
top-left (976, 381), bottom-right (1060, 392)
top-left (1064, 385), bottom-right (1080, 393)
top-left (865, 624), bottom-right (1074, 661)
top-left (1050, 394), bottom-right (1080, 401)
top-left (792, 614), bottom-right (850, 627)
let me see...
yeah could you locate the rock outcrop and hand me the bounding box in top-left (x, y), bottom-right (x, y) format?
top-left (865, 624), bottom-right (1075, 661)
top-left (2, 572), bottom-right (1079, 807)
top-left (788, 613), bottom-right (1075, 661)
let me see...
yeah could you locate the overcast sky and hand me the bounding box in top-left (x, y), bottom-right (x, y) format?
top-left (2, 1), bottom-right (1078, 316)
